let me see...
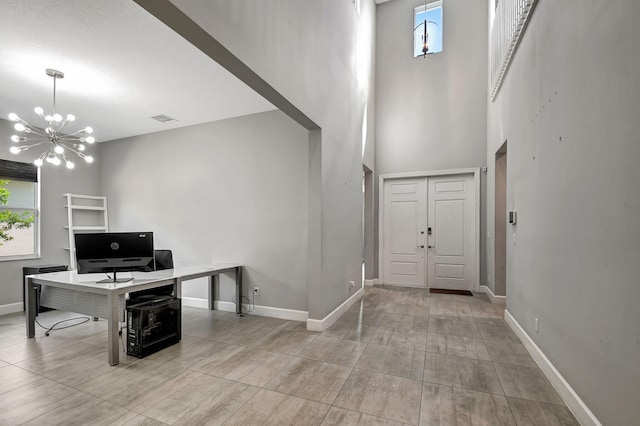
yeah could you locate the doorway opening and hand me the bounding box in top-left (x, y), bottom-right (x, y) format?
top-left (363, 165), bottom-right (374, 287)
top-left (494, 142), bottom-right (508, 298)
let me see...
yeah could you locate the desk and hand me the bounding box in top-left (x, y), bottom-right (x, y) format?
top-left (25, 263), bottom-right (242, 365)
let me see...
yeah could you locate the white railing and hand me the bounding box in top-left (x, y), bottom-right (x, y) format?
top-left (490, 0), bottom-right (538, 100)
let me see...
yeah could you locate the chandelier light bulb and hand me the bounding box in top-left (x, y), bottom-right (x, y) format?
top-left (34, 107), bottom-right (44, 116)
top-left (11, 135), bottom-right (22, 143)
top-left (66, 161), bottom-right (75, 169)
top-left (84, 155), bottom-right (94, 163)
top-left (51, 156), bottom-right (61, 166)
top-left (45, 115), bottom-right (53, 122)
top-left (33, 158), bottom-right (44, 167)
top-left (84, 126), bottom-right (93, 134)
top-left (8, 113), bottom-right (19, 121)
top-left (66, 114), bottom-right (75, 122)
top-left (77, 144), bottom-right (85, 151)
top-left (14, 123), bottom-right (26, 132)
top-left (53, 113), bottom-right (63, 122)
top-left (10, 146), bottom-right (21, 154)
top-left (85, 136), bottom-right (95, 144)
top-left (54, 145), bottom-right (64, 154)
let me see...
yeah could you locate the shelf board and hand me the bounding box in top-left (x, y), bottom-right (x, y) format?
top-left (64, 226), bottom-right (108, 231)
top-left (64, 205), bottom-right (106, 211)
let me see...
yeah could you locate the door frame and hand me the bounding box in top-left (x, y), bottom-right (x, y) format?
top-left (378, 168), bottom-right (481, 291)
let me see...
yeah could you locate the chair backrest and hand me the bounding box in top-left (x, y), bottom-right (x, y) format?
top-left (129, 249), bottom-right (174, 305)
top-left (154, 249), bottom-right (174, 271)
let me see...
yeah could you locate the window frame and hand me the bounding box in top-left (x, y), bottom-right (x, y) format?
top-left (413, 0), bottom-right (444, 58)
top-left (0, 165), bottom-right (41, 261)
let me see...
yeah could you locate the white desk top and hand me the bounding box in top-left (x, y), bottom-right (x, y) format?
top-left (26, 263), bottom-right (242, 294)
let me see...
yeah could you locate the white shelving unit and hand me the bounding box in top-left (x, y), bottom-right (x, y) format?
top-left (64, 193), bottom-right (109, 270)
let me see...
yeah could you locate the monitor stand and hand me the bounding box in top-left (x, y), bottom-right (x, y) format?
top-left (97, 271), bottom-right (133, 284)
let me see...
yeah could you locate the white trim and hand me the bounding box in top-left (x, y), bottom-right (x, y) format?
top-left (378, 168), bottom-right (481, 291)
top-left (363, 279), bottom-right (375, 287)
top-left (0, 302), bottom-right (23, 316)
top-left (473, 169), bottom-right (480, 292)
top-left (307, 287), bottom-right (364, 332)
top-left (181, 296), bottom-right (209, 309)
top-left (504, 310), bottom-right (602, 426)
top-left (181, 297), bottom-right (308, 322)
top-left (479, 285), bottom-right (506, 305)
top-left (379, 167), bottom-right (480, 180)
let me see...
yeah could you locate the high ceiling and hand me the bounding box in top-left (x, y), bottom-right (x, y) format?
top-left (0, 0), bottom-right (275, 143)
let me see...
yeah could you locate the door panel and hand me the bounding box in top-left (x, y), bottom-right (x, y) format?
top-left (383, 178), bottom-right (427, 286)
top-left (427, 174), bottom-right (475, 291)
top-left (434, 199), bottom-right (465, 256)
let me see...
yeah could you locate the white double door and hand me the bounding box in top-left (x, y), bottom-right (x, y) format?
top-left (382, 173), bottom-right (476, 291)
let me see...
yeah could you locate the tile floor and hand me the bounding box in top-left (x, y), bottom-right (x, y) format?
top-left (0, 286), bottom-right (579, 425)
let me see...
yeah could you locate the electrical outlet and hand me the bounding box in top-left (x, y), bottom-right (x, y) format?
top-left (534, 317), bottom-right (539, 332)
top-left (253, 287), bottom-right (259, 296)
top-left (348, 280), bottom-right (355, 289)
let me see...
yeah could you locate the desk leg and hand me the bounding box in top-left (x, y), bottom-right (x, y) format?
top-left (25, 277), bottom-right (36, 338)
top-left (107, 293), bottom-right (119, 366)
top-left (208, 275), bottom-right (214, 311)
top-left (236, 266), bottom-right (243, 315)
top-left (174, 278), bottom-right (182, 300)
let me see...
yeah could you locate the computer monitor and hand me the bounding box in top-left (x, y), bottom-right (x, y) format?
top-left (75, 232), bottom-right (154, 283)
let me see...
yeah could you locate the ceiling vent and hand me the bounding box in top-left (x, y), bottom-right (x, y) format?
top-left (150, 114), bottom-right (178, 123)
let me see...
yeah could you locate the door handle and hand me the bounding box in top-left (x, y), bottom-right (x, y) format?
top-left (418, 245), bottom-right (425, 248)
top-left (428, 245), bottom-right (435, 249)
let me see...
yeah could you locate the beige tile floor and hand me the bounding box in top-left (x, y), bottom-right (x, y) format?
top-left (0, 286), bottom-right (579, 425)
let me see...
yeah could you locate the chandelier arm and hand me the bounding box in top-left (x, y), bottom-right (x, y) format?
top-left (58, 119), bottom-right (70, 134)
top-left (20, 136), bottom-right (50, 142)
top-left (60, 144), bottom-right (83, 157)
top-left (65, 129), bottom-right (87, 136)
top-left (38, 115), bottom-right (50, 130)
top-left (24, 126), bottom-right (49, 137)
top-left (57, 134), bottom-right (82, 141)
top-left (28, 141), bottom-right (48, 149)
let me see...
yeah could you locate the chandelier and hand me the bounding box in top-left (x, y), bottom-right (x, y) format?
top-left (8, 69), bottom-right (95, 169)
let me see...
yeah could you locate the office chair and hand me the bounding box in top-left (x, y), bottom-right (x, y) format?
top-left (127, 249), bottom-right (175, 305)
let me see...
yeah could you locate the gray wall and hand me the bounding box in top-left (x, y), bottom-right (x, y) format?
top-left (0, 118), bottom-right (100, 309)
top-left (167, 0), bottom-right (377, 318)
top-left (374, 0), bottom-right (488, 284)
top-left (486, 1), bottom-right (640, 424)
top-left (99, 110), bottom-right (309, 311)
top-left (375, 0), bottom-right (488, 176)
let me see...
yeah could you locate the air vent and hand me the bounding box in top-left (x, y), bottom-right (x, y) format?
top-left (150, 114), bottom-right (178, 123)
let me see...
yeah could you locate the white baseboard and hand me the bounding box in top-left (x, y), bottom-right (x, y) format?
top-left (504, 309), bottom-right (602, 426)
top-left (364, 279), bottom-right (375, 287)
top-left (181, 297), bottom-right (308, 322)
top-left (0, 302), bottom-right (23, 316)
top-left (181, 296), bottom-right (209, 309)
top-left (306, 288), bottom-right (364, 332)
top-left (479, 285), bottom-right (506, 305)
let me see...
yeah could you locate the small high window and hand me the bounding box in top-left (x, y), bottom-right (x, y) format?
top-left (414, 1), bottom-right (443, 57)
